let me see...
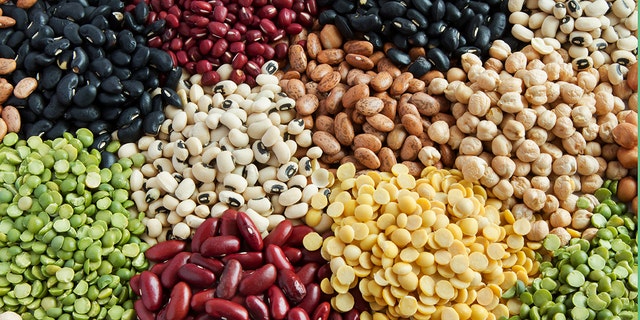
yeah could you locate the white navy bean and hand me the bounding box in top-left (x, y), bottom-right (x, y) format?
top-left (163, 195), bottom-right (180, 211)
top-left (244, 209), bottom-right (270, 232)
top-left (167, 212), bottom-right (183, 225)
top-left (147, 218), bottom-right (163, 238)
top-left (284, 203), bottom-right (309, 219)
top-left (223, 173), bottom-right (248, 193)
top-left (263, 180), bottom-right (288, 194)
top-left (216, 150), bottom-right (235, 173)
top-left (575, 17), bottom-right (602, 31)
top-left (185, 215), bottom-right (205, 229)
top-left (553, 3), bottom-right (566, 19)
top-left (273, 140), bottom-right (292, 164)
top-left (175, 178), bottom-right (196, 201)
top-left (157, 171), bottom-right (179, 193)
top-left (194, 204), bottom-right (211, 218)
top-left (541, 16), bottom-right (560, 37)
top-left (279, 188), bottom-right (303, 207)
top-left (172, 222), bottom-right (191, 239)
top-left (612, 0), bottom-right (635, 18)
top-left (218, 190), bottom-right (245, 207)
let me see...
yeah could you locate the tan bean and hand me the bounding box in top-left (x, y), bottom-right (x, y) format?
top-left (343, 41), bottom-right (374, 56)
top-left (319, 24), bottom-right (343, 49)
top-left (313, 131), bottom-right (342, 156)
top-left (288, 44), bottom-right (307, 73)
top-left (370, 71), bottom-right (393, 92)
top-left (345, 54), bottom-right (374, 70)
top-left (354, 147), bottom-right (380, 169)
top-left (0, 79), bottom-right (13, 104)
top-left (317, 49), bottom-right (346, 65)
top-left (341, 84), bottom-right (369, 109)
top-left (334, 112), bottom-right (355, 146)
top-left (2, 106), bottom-right (20, 133)
top-left (353, 134), bottom-right (382, 152)
top-left (366, 114), bottom-right (395, 132)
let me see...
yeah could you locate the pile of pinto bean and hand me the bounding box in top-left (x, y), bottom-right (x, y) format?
top-left (0, 0), bottom-right (637, 319)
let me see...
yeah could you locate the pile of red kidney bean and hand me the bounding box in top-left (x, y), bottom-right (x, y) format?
top-left (128, 0), bottom-right (317, 86)
top-left (131, 210), bottom-right (365, 320)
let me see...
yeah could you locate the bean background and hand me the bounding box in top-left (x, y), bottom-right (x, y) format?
top-left (0, 0), bottom-right (637, 319)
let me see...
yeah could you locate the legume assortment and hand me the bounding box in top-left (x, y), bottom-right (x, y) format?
top-left (0, 130), bottom-right (147, 319)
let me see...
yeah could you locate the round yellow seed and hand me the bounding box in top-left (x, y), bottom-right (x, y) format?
top-left (512, 218), bottom-right (531, 235)
top-left (397, 296), bottom-right (418, 317)
top-left (434, 228), bottom-right (454, 248)
top-left (303, 232), bottom-right (324, 251)
top-left (337, 265), bottom-right (356, 285)
top-left (334, 293), bottom-right (355, 312)
top-left (435, 280), bottom-right (455, 300)
top-left (450, 254), bottom-right (470, 274)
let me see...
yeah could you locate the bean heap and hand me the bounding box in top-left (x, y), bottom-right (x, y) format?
top-left (508, 0), bottom-right (638, 73)
top-left (320, 163), bottom-right (539, 320)
top-left (125, 61), bottom-right (336, 244)
top-left (314, 0), bottom-right (520, 72)
top-left (0, 0), bottom-right (181, 145)
top-left (134, 0), bottom-right (317, 85)
top-left (132, 210), bottom-right (352, 320)
top-left (508, 181), bottom-right (638, 320)
top-left (0, 130), bottom-right (147, 320)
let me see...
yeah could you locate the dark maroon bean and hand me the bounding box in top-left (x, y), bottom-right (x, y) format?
top-left (311, 302), bottom-right (331, 320)
top-left (287, 225), bottom-right (313, 247)
top-left (161, 252), bottom-right (191, 288)
top-left (196, 60), bottom-right (213, 74)
top-left (190, 1), bottom-right (212, 14)
top-left (246, 42), bottom-right (265, 56)
top-left (201, 70), bottom-right (221, 86)
top-left (295, 263), bottom-right (320, 286)
top-left (282, 247), bottom-right (303, 264)
top-left (135, 299), bottom-right (156, 320)
top-left (205, 299), bottom-right (249, 320)
top-left (130, 274), bottom-right (141, 294)
top-left (178, 263), bottom-right (216, 287)
top-left (244, 61), bottom-right (262, 77)
top-left (190, 253), bottom-right (226, 276)
top-left (140, 271), bottom-right (164, 311)
top-left (270, 29), bottom-right (286, 42)
top-left (188, 15), bottom-right (210, 28)
top-left (272, 0), bottom-right (293, 9)
top-left (232, 53), bottom-right (248, 69)
top-left (191, 218), bottom-right (219, 253)
top-left (296, 12), bottom-right (314, 27)
top-left (257, 5), bottom-right (278, 19)
top-left (226, 29), bottom-right (242, 42)
top-left (238, 7), bottom-right (253, 24)
top-left (268, 286), bottom-right (290, 320)
top-left (277, 269), bottom-right (307, 304)
top-left (239, 264), bottom-right (277, 295)
top-left (316, 264), bottom-right (331, 281)
top-left (274, 43), bottom-right (289, 59)
top-left (285, 23), bottom-right (303, 35)
top-left (213, 5), bottom-right (228, 22)
top-left (344, 309), bottom-right (359, 320)
top-left (329, 311), bottom-right (343, 320)
top-left (245, 29), bottom-right (263, 43)
top-left (258, 19), bottom-right (277, 36)
top-left (150, 260), bottom-right (169, 276)
top-left (306, 0), bottom-right (318, 15)
top-left (207, 21), bottom-right (229, 38)
top-left (245, 295), bottom-right (270, 320)
top-left (236, 211), bottom-right (263, 251)
top-left (277, 8), bottom-right (296, 27)
top-left (222, 252), bottom-right (264, 269)
top-left (219, 209), bottom-right (240, 236)
top-left (265, 244), bottom-right (294, 270)
top-left (216, 259), bottom-right (243, 299)
top-left (166, 282), bottom-right (191, 320)
top-left (287, 308), bottom-right (310, 320)
top-left (263, 44), bottom-right (275, 60)
top-left (229, 42), bottom-right (245, 53)
top-left (145, 240), bottom-right (186, 262)
top-left (190, 289), bottom-right (216, 312)
top-left (295, 283), bottom-right (320, 315)
top-left (200, 235), bottom-right (241, 257)
top-left (230, 69), bottom-right (246, 84)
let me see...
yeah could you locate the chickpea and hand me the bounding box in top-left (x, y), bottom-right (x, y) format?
top-left (428, 78), bottom-right (449, 95)
top-left (467, 65), bottom-right (485, 83)
top-left (505, 52), bottom-right (528, 74)
top-left (523, 187), bottom-right (545, 211)
top-left (601, 144), bottom-right (619, 160)
top-left (502, 120), bottom-right (526, 141)
top-left (468, 92), bottom-right (492, 117)
top-left (427, 121), bottom-right (450, 145)
top-left (527, 220), bottom-right (549, 241)
top-left (549, 208), bottom-right (572, 228)
top-left (542, 194), bottom-right (560, 215)
top-left (581, 122), bottom-right (599, 141)
top-left (553, 103), bottom-right (572, 118)
top-left (497, 77), bottom-right (524, 94)
top-left (498, 92), bottom-right (525, 114)
top-left (477, 120), bottom-right (499, 141)
top-left (480, 167), bottom-right (500, 188)
top-left (545, 63), bottom-right (562, 81)
top-left (527, 127), bottom-right (549, 146)
top-left (515, 139), bottom-right (541, 162)
top-left (521, 69), bottom-right (548, 87)
top-left (581, 174), bottom-right (603, 194)
top-left (595, 157), bottom-right (607, 175)
top-left (456, 112), bottom-right (480, 134)
top-left (584, 142), bottom-right (602, 156)
top-left (531, 176), bottom-right (551, 192)
top-left (531, 153), bottom-right (553, 176)
top-left (454, 83), bottom-right (474, 104)
top-left (511, 176), bottom-right (531, 198)
top-left (552, 155), bottom-right (578, 175)
top-left (551, 116), bottom-right (576, 139)
top-left (553, 175), bottom-right (575, 200)
top-left (576, 155), bottom-right (599, 175)
top-left (492, 156), bottom-right (516, 178)
top-left (492, 179), bottom-right (514, 201)
top-left (485, 107), bottom-right (504, 125)
top-left (444, 81), bottom-right (463, 102)
top-left (477, 69), bottom-right (500, 90)
top-left (512, 203), bottom-right (534, 220)
top-left (537, 109), bottom-right (557, 130)
top-left (594, 91), bottom-right (614, 115)
top-left (576, 71), bottom-right (598, 92)
top-left (461, 156), bottom-right (487, 182)
top-left (605, 161), bottom-right (629, 180)
top-left (459, 137), bottom-right (483, 155)
top-left (550, 227), bottom-right (571, 246)
top-left (571, 210), bottom-right (593, 230)
top-left (451, 102), bottom-right (467, 119)
top-left (540, 143), bottom-right (563, 159)
top-left (559, 194), bottom-right (579, 213)
top-left (491, 135), bottom-right (512, 157)
top-left (513, 159), bottom-right (531, 177)
top-left (562, 132), bottom-right (587, 155)
top-left (460, 53), bottom-right (483, 72)
top-left (570, 105), bottom-right (593, 127)
top-left (489, 40), bottom-right (512, 61)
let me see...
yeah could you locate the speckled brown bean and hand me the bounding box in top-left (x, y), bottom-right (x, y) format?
top-left (0, 58), bottom-right (16, 75)
top-left (314, 115), bottom-right (334, 134)
top-left (309, 64), bottom-right (333, 82)
top-left (355, 97), bottom-right (384, 116)
top-left (306, 33), bottom-right (322, 60)
top-left (400, 135), bottom-right (422, 161)
top-left (345, 54), bottom-right (374, 70)
top-left (289, 45), bottom-right (307, 73)
top-left (378, 147), bottom-right (397, 172)
top-left (333, 112), bottom-right (354, 146)
top-left (376, 58), bottom-right (401, 77)
top-left (0, 119), bottom-right (7, 140)
top-left (370, 72), bottom-right (393, 92)
top-left (340, 156), bottom-right (366, 170)
top-left (319, 25), bottom-right (343, 49)
top-left (407, 79), bottom-right (426, 93)
top-left (354, 147), bottom-right (380, 169)
top-left (366, 114), bottom-right (394, 132)
top-left (13, 77), bottom-right (37, 99)
top-left (286, 79), bottom-right (306, 100)
top-left (316, 49), bottom-right (345, 65)
top-left (2, 106), bottom-right (20, 133)
top-left (349, 108), bottom-right (367, 125)
top-left (321, 150), bottom-right (347, 164)
top-left (312, 131), bottom-right (341, 155)
top-left (0, 79), bottom-right (13, 104)
top-left (440, 144), bottom-right (455, 168)
top-left (410, 92), bottom-right (441, 116)
top-left (353, 134), bottom-right (382, 152)
top-left (402, 161), bottom-right (424, 177)
top-left (325, 85), bottom-right (346, 114)
top-left (387, 125), bottom-right (407, 150)
top-left (377, 93), bottom-right (397, 120)
top-left (317, 71), bottom-right (341, 92)
top-left (341, 84), bottom-right (369, 109)
top-left (344, 41), bottom-right (374, 56)
top-left (401, 114), bottom-right (423, 136)
top-left (296, 94), bottom-right (319, 116)
top-left (362, 123), bottom-right (387, 142)
top-left (301, 116), bottom-right (314, 129)
top-left (390, 72), bottom-right (414, 96)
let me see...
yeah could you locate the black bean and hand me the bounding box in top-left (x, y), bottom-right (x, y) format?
top-left (444, 3), bottom-right (461, 22)
top-left (487, 12), bottom-right (506, 40)
top-left (11, 70), bottom-right (27, 84)
top-left (25, 119), bottom-right (53, 137)
top-left (84, 46), bottom-right (106, 60)
top-left (100, 105), bottom-right (122, 122)
top-left (334, 15), bottom-right (355, 39)
top-left (45, 120), bottom-right (72, 140)
top-left (53, 2), bottom-right (86, 22)
top-left (453, 7), bottom-right (474, 28)
top-left (63, 23), bottom-right (83, 46)
top-left (29, 9), bottom-right (49, 27)
top-left (44, 38), bottom-right (70, 57)
top-left (39, 65), bottom-right (63, 90)
top-left (427, 48), bottom-right (450, 72)
top-left (91, 133), bottom-right (111, 151)
top-left (72, 85), bottom-right (98, 107)
top-left (122, 80), bottom-right (144, 97)
top-left (88, 120), bottom-right (111, 135)
top-left (392, 33), bottom-right (409, 50)
top-left (132, 67), bottom-right (151, 82)
top-left (363, 32), bottom-right (384, 50)
top-left (47, 17), bottom-right (72, 35)
top-left (349, 14), bottom-right (382, 33)
top-left (392, 17), bottom-right (417, 35)
top-left (134, 2), bottom-right (149, 24)
top-left (89, 57), bottom-right (113, 78)
top-left (116, 30), bottom-right (137, 53)
top-left (406, 9), bottom-right (428, 29)
top-left (112, 66), bottom-right (132, 80)
top-left (0, 44), bottom-right (14, 58)
top-left (407, 56), bottom-right (432, 78)
top-left (0, 29), bottom-right (13, 44)
top-left (441, 28), bottom-right (460, 51)
top-left (426, 21), bottom-right (447, 37)
top-left (123, 12), bottom-right (144, 33)
top-left (87, 5), bottom-right (113, 21)
top-left (144, 71), bottom-right (160, 88)
top-left (332, 0), bottom-right (356, 14)
top-left (79, 24), bottom-right (106, 46)
top-left (90, 15), bottom-right (111, 31)
top-left (408, 31), bottom-right (428, 47)
top-left (148, 48), bottom-right (173, 72)
top-left (429, 0), bottom-right (446, 21)
top-left (142, 110), bottom-right (164, 135)
top-left (66, 105), bottom-right (100, 122)
top-left (387, 48), bottom-right (411, 66)
top-left (98, 93), bottom-right (127, 106)
top-left (318, 9), bottom-right (337, 25)
top-left (116, 107), bottom-right (141, 127)
top-left (5, 96), bottom-right (26, 107)
top-left (56, 73), bottom-right (79, 105)
top-left (468, 1), bottom-right (490, 14)
top-left (110, 50), bottom-right (131, 67)
top-left (131, 46), bottom-right (150, 69)
top-left (99, 151), bottom-right (117, 169)
top-left (30, 26), bottom-right (55, 50)
top-left (139, 91), bottom-right (152, 115)
top-left (161, 87), bottom-right (182, 108)
top-left (151, 95), bottom-right (163, 113)
top-left (164, 67), bottom-right (182, 89)
top-left (7, 7), bottom-right (28, 31)
top-left (412, 0), bottom-right (433, 15)
top-left (473, 25), bottom-right (491, 50)
top-left (28, 93), bottom-right (45, 116)
top-left (103, 29), bottom-right (118, 50)
top-left (70, 47), bottom-right (89, 74)
top-left (85, 71), bottom-right (102, 88)
top-left (116, 118), bottom-right (142, 144)
top-left (143, 19), bottom-right (165, 38)
top-left (380, 2), bottom-right (408, 19)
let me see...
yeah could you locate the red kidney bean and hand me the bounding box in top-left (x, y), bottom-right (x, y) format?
top-left (297, 12), bottom-right (313, 27)
top-left (160, 0), bottom-right (174, 9)
top-left (268, 285), bottom-right (290, 320)
top-left (190, 253), bottom-right (225, 276)
top-left (305, 0), bottom-right (317, 15)
top-left (145, 240), bottom-right (186, 262)
top-left (277, 8), bottom-right (296, 27)
top-left (245, 295), bottom-right (269, 320)
top-left (150, 260), bottom-right (169, 276)
top-left (219, 209), bottom-right (240, 236)
top-left (238, 263), bottom-right (277, 296)
top-left (316, 263), bottom-right (331, 281)
top-left (350, 288), bottom-right (369, 312)
top-left (287, 226), bottom-right (313, 247)
top-left (344, 309), bottom-right (360, 320)
top-left (287, 308), bottom-right (310, 320)
top-left (216, 259), bottom-right (243, 299)
top-left (191, 218), bottom-right (219, 253)
top-left (190, 0), bottom-right (212, 13)
top-left (205, 299), bottom-right (249, 320)
top-left (222, 252), bottom-right (263, 270)
top-left (178, 263), bottom-right (216, 287)
top-left (300, 248), bottom-right (326, 264)
top-left (201, 70), bottom-right (221, 86)
top-left (212, 5), bottom-right (228, 22)
top-left (201, 236), bottom-right (241, 257)
top-left (230, 69), bottom-right (246, 84)
top-left (236, 211), bottom-right (263, 251)
top-left (166, 282), bottom-right (192, 320)
top-left (140, 271), bottom-right (164, 311)
top-left (264, 220), bottom-right (292, 247)
top-left (253, 0), bottom-right (268, 6)
top-left (190, 289), bottom-right (216, 312)
top-left (282, 247), bottom-right (303, 264)
top-left (295, 283), bottom-right (320, 315)
top-left (157, 307), bottom-right (168, 320)
top-left (161, 252), bottom-right (191, 288)
top-left (168, 6), bottom-right (181, 17)
top-left (194, 314), bottom-right (215, 320)
top-left (329, 311), bottom-right (343, 320)
top-left (277, 269), bottom-right (307, 304)
top-left (265, 244), bottom-right (294, 271)
top-left (291, 1), bottom-right (304, 12)
top-left (295, 263), bottom-right (319, 286)
top-left (135, 299), bottom-right (156, 320)
top-left (272, 0), bottom-right (293, 9)
top-left (130, 274), bottom-right (141, 295)
top-left (311, 302), bottom-right (330, 320)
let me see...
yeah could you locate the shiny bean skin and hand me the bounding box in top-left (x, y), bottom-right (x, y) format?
top-left (191, 217), bottom-right (219, 253)
top-left (166, 282), bottom-right (192, 320)
top-left (294, 283), bottom-right (321, 315)
top-left (219, 209), bottom-right (240, 236)
top-left (135, 299), bottom-right (156, 320)
top-left (295, 262), bottom-right (320, 286)
top-left (161, 252), bottom-right (191, 288)
top-left (277, 269), bottom-right (307, 304)
top-left (300, 248), bottom-right (326, 264)
top-left (286, 225), bottom-right (314, 247)
top-left (201, 235), bottom-right (242, 257)
top-left (268, 285), bottom-right (290, 320)
top-left (239, 263), bottom-right (277, 295)
top-left (236, 211), bottom-right (264, 251)
top-left (140, 271), bottom-right (164, 311)
top-left (129, 274), bottom-right (141, 294)
top-left (178, 263), bottom-right (216, 287)
top-left (311, 302), bottom-right (331, 320)
top-left (205, 299), bottom-right (250, 320)
top-left (190, 289), bottom-right (216, 312)
top-left (263, 219), bottom-right (293, 247)
top-left (150, 260), bottom-right (169, 276)
top-left (282, 246), bottom-right (303, 264)
top-left (145, 239), bottom-right (186, 261)
top-left (216, 259), bottom-right (243, 299)
top-left (245, 295), bottom-right (270, 320)
top-left (189, 253), bottom-right (225, 276)
top-left (265, 244), bottom-right (294, 270)
top-left (287, 308), bottom-right (311, 320)
top-left (222, 252), bottom-right (265, 270)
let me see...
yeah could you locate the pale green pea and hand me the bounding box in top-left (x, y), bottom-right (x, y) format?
top-left (14, 283), bottom-right (31, 298)
top-left (96, 198), bottom-right (111, 210)
top-left (6, 272), bottom-right (23, 284)
top-left (17, 196), bottom-right (32, 211)
top-left (121, 243), bottom-right (139, 258)
top-left (111, 212), bottom-right (128, 229)
top-left (54, 160), bottom-right (69, 174)
top-left (3, 132), bottom-right (19, 146)
top-left (53, 219), bottom-right (71, 233)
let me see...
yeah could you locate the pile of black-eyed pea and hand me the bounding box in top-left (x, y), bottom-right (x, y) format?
top-left (0, 0), bottom-right (637, 319)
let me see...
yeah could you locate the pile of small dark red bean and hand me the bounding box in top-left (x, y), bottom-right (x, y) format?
top-left (314, 0), bottom-right (523, 74)
top-left (132, 210), bottom-right (365, 320)
top-left (0, 0), bottom-right (182, 146)
top-left (130, 0), bottom-right (317, 86)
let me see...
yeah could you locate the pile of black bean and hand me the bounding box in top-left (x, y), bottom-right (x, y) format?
top-left (0, 0), bottom-right (183, 148)
top-left (316, 0), bottom-right (523, 75)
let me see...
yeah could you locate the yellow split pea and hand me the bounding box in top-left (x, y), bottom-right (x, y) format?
top-left (322, 163), bottom-right (540, 319)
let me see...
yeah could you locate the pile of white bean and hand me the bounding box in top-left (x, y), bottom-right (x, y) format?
top-left (119, 62), bottom-right (335, 244)
top-left (508, 0), bottom-right (637, 77)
